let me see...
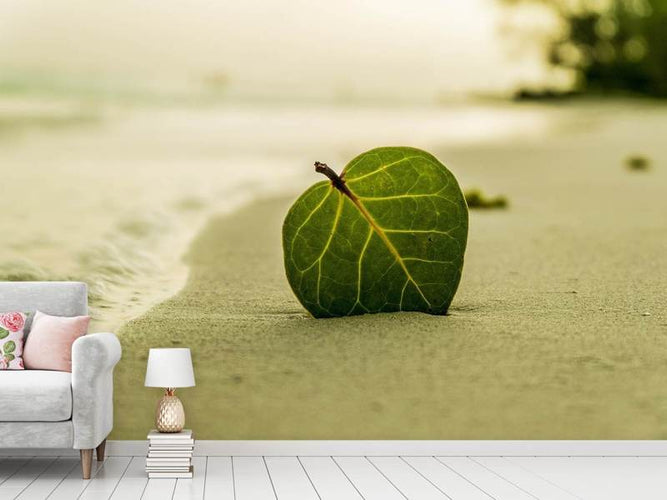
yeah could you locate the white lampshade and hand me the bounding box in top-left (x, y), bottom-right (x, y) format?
top-left (144, 348), bottom-right (195, 388)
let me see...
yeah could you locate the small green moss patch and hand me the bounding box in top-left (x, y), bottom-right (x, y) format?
top-left (626, 155), bottom-right (650, 171)
top-left (464, 189), bottom-right (508, 209)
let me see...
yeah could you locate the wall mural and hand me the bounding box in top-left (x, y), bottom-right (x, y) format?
top-left (1, 0), bottom-right (665, 440)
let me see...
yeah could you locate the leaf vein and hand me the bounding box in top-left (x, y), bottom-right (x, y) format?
top-left (344, 155), bottom-right (422, 183)
top-left (348, 226), bottom-right (374, 314)
top-left (315, 193), bottom-right (344, 309)
top-left (403, 257), bottom-right (454, 265)
top-left (399, 279), bottom-right (409, 309)
top-left (357, 192), bottom-right (451, 201)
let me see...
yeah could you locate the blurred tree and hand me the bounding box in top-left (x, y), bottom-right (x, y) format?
top-left (504, 0), bottom-right (667, 97)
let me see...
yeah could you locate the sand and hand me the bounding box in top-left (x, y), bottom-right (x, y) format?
top-left (112, 102), bottom-right (667, 439)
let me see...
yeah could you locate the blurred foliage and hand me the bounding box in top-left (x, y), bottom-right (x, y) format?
top-left (625, 154), bottom-right (651, 170)
top-left (504, 0), bottom-right (667, 97)
top-left (464, 189), bottom-right (509, 209)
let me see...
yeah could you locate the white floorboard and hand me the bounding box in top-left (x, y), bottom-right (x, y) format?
top-left (510, 457), bottom-right (616, 500)
top-left (1, 452), bottom-right (666, 499)
top-left (77, 456), bottom-right (132, 500)
top-left (403, 457), bottom-right (491, 500)
top-left (437, 456), bottom-right (536, 500)
top-left (0, 457), bottom-right (56, 499)
top-left (299, 456), bottom-right (363, 500)
top-left (403, 456), bottom-right (492, 500)
top-left (369, 457), bottom-right (449, 500)
top-left (510, 456), bottom-right (667, 500)
top-left (232, 456), bottom-right (277, 500)
top-left (173, 456), bottom-right (207, 500)
top-left (141, 476), bottom-right (176, 500)
top-left (109, 456), bottom-right (147, 500)
top-left (203, 456), bottom-right (234, 500)
top-left (0, 457), bottom-right (31, 485)
top-left (334, 456), bottom-right (406, 500)
top-left (15, 457), bottom-right (78, 500)
top-left (264, 457), bottom-right (319, 500)
top-left (473, 456), bottom-right (581, 500)
top-left (47, 455), bottom-right (106, 500)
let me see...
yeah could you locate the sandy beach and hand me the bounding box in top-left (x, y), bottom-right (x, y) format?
top-left (112, 100), bottom-right (667, 439)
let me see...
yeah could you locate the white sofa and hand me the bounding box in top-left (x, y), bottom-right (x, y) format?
top-left (0, 282), bottom-right (121, 479)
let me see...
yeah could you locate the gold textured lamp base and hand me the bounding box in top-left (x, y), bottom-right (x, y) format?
top-left (155, 388), bottom-right (185, 433)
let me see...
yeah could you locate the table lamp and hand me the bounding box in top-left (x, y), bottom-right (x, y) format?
top-left (144, 348), bottom-right (195, 433)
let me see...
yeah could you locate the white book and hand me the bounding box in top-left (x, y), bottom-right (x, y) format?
top-left (148, 450), bottom-right (194, 454)
top-left (146, 464), bottom-right (191, 470)
top-left (149, 436), bottom-right (193, 440)
top-left (149, 443), bottom-right (194, 448)
top-left (146, 460), bottom-right (191, 466)
top-left (146, 464), bottom-right (191, 469)
top-left (146, 465), bottom-right (192, 471)
top-left (148, 446), bottom-right (194, 455)
top-left (148, 448), bottom-right (194, 452)
top-left (148, 444), bottom-right (194, 451)
top-left (149, 444), bottom-right (194, 448)
top-left (148, 468), bottom-right (193, 479)
top-left (149, 437), bottom-right (194, 442)
top-left (146, 458), bottom-right (192, 467)
top-left (147, 472), bottom-right (192, 477)
top-left (148, 450), bottom-right (193, 457)
top-left (147, 430), bottom-right (193, 439)
top-left (147, 462), bottom-right (192, 466)
top-left (148, 438), bottom-right (195, 446)
top-left (148, 440), bottom-right (195, 448)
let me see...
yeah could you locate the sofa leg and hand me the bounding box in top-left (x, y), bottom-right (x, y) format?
top-left (96, 438), bottom-right (107, 461)
top-left (80, 449), bottom-right (93, 479)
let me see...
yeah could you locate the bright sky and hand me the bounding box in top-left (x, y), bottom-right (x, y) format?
top-left (0, 0), bottom-right (553, 101)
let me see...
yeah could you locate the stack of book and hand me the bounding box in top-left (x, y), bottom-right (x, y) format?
top-left (145, 429), bottom-right (194, 478)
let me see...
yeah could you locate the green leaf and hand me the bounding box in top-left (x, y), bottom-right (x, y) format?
top-left (4, 354), bottom-right (14, 362)
top-left (0, 328), bottom-right (7, 340)
top-left (3, 341), bottom-right (16, 354)
top-left (282, 146), bottom-right (468, 318)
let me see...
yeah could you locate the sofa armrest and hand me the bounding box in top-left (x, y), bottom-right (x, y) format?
top-left (71, 333), bottom-right (122, 449)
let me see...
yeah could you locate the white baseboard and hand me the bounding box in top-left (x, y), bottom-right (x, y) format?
top-left (2, 440), bottom-right (667, 457)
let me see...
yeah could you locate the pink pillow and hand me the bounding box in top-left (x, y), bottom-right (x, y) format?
top-left (23, 310), bottom-right (90, 372)
top-left (0, 312), bottom-right (27, 370)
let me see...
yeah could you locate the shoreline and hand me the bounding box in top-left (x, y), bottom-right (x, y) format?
top-left (88, 189), bottom-right (262, 333)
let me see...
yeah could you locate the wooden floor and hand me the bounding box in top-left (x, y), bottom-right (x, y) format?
top-left (1, 455), bottom-right (665, 499)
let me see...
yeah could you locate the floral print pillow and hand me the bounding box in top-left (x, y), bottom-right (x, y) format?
top-left (0, 312), bottom-right (27, 370)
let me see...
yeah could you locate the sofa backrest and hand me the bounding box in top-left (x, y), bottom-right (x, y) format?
top-left (0, 282), bottom-right (88, 334)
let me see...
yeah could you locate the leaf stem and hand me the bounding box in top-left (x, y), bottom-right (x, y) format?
top-left (314, 162), bottom-right (355, 199)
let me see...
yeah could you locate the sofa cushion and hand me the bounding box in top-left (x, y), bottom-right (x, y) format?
top-left (23, 310), bottom-right (89, 372)
top-left (0, 312), bottom-right (27, 370)
top-left (0, 421), bottom-right (73, 448)
top-left (0, 370), bottom-right (72, 421)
